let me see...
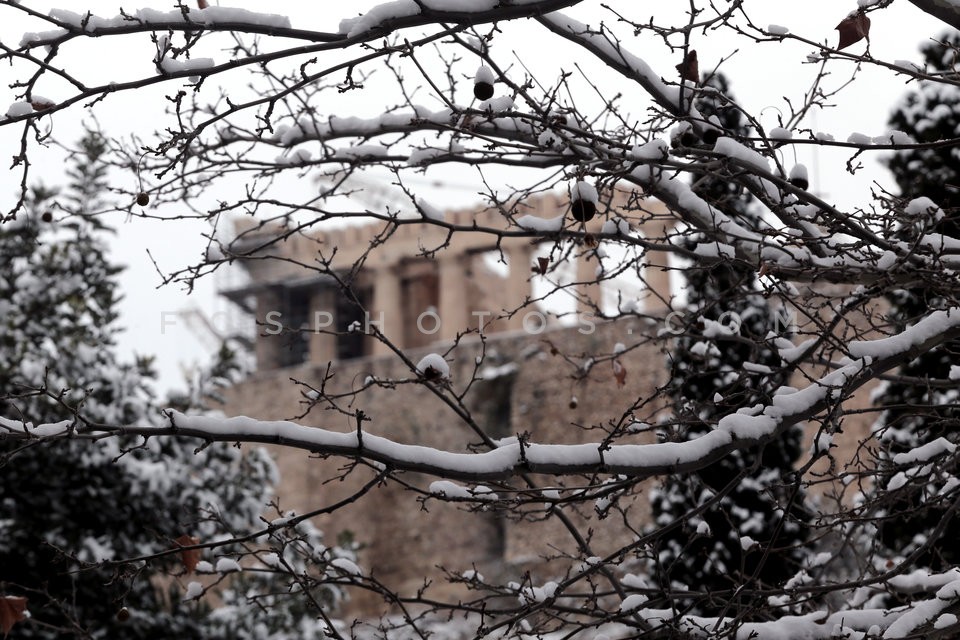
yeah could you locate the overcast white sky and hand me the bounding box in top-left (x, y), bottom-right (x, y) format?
top-left (0, 1), bottom-right (951, 394)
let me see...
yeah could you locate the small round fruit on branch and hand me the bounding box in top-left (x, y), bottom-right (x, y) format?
top-left (136, 192), bottom-right (150, 207)
top-left (671, 123), bottom-right (698, 148)
top-left (680, 130), bottom-right (699, 147)
top-left (789, 164), bottom-right (809, 191)
top-left (570, 180), bottom-right (599, 222)
top-left (474, 65), bottom-right (495, 101)
top-left (571, 199), bottom-right (596, 222)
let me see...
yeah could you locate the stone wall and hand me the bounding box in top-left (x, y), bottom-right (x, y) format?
top-left (222, 319), bottom-right (668, 615)
top-left (217, 191), bottom-right (882, 618)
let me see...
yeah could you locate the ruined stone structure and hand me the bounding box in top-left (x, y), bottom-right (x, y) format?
top-left (218, 190), bottom-right (674, 614)
top-left (219, 191), bottom-right (877, 615)
top-left (222, 190), bottom-right (673, 369)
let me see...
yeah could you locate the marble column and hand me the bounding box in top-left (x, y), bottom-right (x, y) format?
top-left (438, 253), bottom-right (469, 342)
top-left (370, 265), bottom-right (403, 356)
top-left (576, 247), bottom-right (602, 316)
top-left (308, 287), bottom-right (337, 363)
top-left (255, 289), bottom-right (281, 370)
top-left (504, 242), bottom-right (533, 331)
top-left (643, 249), bottom-right (672, 311)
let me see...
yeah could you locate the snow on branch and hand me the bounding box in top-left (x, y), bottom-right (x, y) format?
top-left (19, 7), bottom-right (318, 48)
top-left (265, 106), bottom-right (538, 148)
top-left (337, 0), bottom-right (583, 39)
top-left (19, 1), bottom-right (585, 50)
top-left (5, 309), bottom-right (959, 483)
top-left (537, 11), bottom-right (702, 119)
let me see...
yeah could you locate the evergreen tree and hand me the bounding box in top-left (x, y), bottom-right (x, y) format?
top-left (648, 74), bottom-right (809, 615)
top-left (869, 33), bottom-right (960, 571)
top-left (0, 132), bottom-right (349, 638)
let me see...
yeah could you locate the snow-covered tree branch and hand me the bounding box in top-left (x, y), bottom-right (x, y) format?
top-left (5, 1), bottom-right (960, 637)
top-left (5, 304), bottom-right (960, 485)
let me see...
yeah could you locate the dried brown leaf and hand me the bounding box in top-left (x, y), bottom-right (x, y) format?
top-left (836, 12), bottom-right (870, 50)
top-left (0, 596), bottom-right (28, 637)
top-left (676, 50), bottom-right (699, 84)
top-left (174, 535), bottom-right (201, 574)
top-left (612, 359), bottom-right (627, 388)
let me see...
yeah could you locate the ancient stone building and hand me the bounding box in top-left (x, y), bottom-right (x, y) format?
top-left (218, 191), bottom-right (877, 615)
top-left (221, 190), bottom-right (673, 366)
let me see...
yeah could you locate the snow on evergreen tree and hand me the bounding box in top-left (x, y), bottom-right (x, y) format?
top-left (0, 131), bottom-right (350, 638)
top-left (648, 74), bottom-right (809, 615)
top-left (868, 33), bottom-right (960, 572)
